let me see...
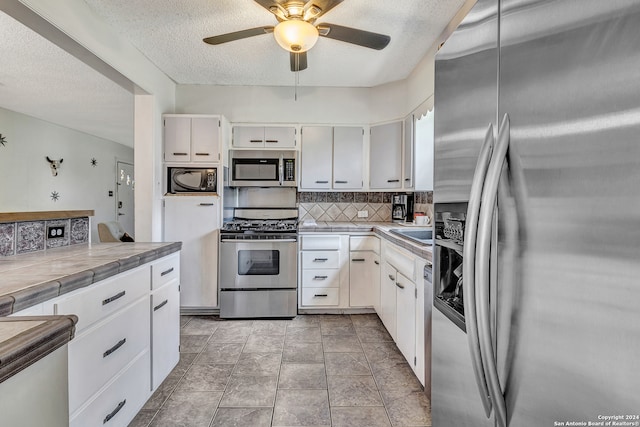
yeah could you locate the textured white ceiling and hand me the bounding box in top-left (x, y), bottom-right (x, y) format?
top-left (0, 12), bottom-right (134, 147)
top-left (82, 0), bottom-right (466, 87)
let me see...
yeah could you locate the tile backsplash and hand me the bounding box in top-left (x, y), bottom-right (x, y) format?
top-left (297, 191), bottom-right (433, 223)
top-left (0, 216), bottom-right (90, 257)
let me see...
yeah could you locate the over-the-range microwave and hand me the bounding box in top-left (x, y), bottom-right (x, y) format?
top-left (228, 149), bottom-right (297, 187)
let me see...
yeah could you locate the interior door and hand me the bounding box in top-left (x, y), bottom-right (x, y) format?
top-left (116, 161), bottom-right (134, 237)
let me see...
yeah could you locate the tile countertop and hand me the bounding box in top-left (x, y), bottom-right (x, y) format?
top-left (0, 241), bottom-right (181, 385)
top-left (298, 221), bottom-right (433, 262)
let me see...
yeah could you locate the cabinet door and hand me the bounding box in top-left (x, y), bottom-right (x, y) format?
top-left (380, 262), bottom-right (398, 339)
top-left (396, 272), bottom-right (416, 366)
top-left (164, 116), bottom-right (191, 162)
top-left (265, 126), bottom-right (296, 148)
top-left (191, 117), bottom-right (220, 162)
top-left (370, 121), bottom-right (402, 189)
top-left (349, 251), bottom-right (379, 307)
top-left (233, 126), bottom-right (265, 147)
top-left (403, 115), bottom-right (414, 189)
top-left (300, 126), bottom-right (333, 189)
top-left (151, 279), bottom-right (180, 390)
top-left (333, 126), bottom-right (364, 189)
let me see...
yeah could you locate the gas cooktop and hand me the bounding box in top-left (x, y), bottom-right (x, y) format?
top-left (221, 219), bottom-right (298, 233)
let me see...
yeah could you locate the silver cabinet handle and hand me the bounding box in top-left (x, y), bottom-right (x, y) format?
top-left (161, 267), bottom-right (174, 277)
top-left (315, 180), bottom-right (329, 184)
top-left (387, 179), bottom-right (400, 183)
top-left (103, 338), bottom-right (126, 358)
top-left (335, 180), bottom-right (348, 184)
top-left (395, 282), bottom-right (405, 289)
top-left (463, 122), bottom-right (495, 418)
top-left (314, 294), bottom-right (328, 297)
top-left (313, 275), bottom-right (328, 280)
top-left (313, 258), bottom-right (328, 262)
top-left (154, 299), bottom-right (169, 311)
top-left (476, 114), bottom-right (510, 427)
top-left (172, 152), bottom-right (188, 156)
top-left (249, 139), bottom-right (262, 143)
top-left (351, 258), bottom-right (365, 262)
top-left (194, 152), bottom-right (210, 156)
top-left (388, 274), bottom-right (395, 281)
top-left (266, 139), bottom-right (279, 143)
top-left (104, 399), bottom-right (126, 424)
top-left (102, 291), bottom-right (125, 306)
top-left (199, 203), bottom-right (214, 206)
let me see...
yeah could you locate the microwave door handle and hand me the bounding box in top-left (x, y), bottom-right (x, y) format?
top-left (279, 154), bottom-right (284, 186)
top-left (477, 114), bottom-right (510, 427)
top-left (463, 123), bottom-right (495, 418)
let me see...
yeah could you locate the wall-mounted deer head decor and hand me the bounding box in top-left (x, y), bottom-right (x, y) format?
top-left (46, 156), bottom-right (63, 176)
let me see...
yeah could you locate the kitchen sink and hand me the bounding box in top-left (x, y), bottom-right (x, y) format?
top-left (389, 228), bottom-right (433, 245)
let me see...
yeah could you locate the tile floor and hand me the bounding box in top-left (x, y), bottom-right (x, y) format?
top-left (129, 314), bottom-right (431, 427)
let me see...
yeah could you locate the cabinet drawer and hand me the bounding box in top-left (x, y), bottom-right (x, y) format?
top-left (301, 235), bottom-right (341, 250)
top-left (301, 251), bottom-right (339, 269)
top-left (384, 244), bottom-right (416, 281)
top-left (301, 269), bottom-right (340, 288)
top-left (68, 296), bottom-right (150, 413)
top-left (350, 236), bottom-right (380, 253)
top-left (302, 288), bottom-right (340, 306)
top-left (151, 253), bottom-right (180, 291)
top-left (55, 266), bottom-right (150, 333)
top-left (70, 350), bottom-right (150, 427)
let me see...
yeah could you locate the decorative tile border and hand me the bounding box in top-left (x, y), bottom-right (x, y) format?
top-left (297, 191), bottom-right (433, 223)
top-left (1, 216), bottom-right (90, 257)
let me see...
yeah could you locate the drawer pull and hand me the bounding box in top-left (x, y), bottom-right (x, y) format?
top-left (387, 179), bottom-right (400, 183)
top-left (313, 275), bottom-right (328, 280)
top-left (388, 274), bottom-right (396, 281)
top-left (103, 338), bottom-right (127, 358)
top-left (374, 260), bottom-right (380, 265)
top-left (265, 139), bottom-right (279, 143)
top-left (103, 399), bottom-right (126, 424)
top-left (154, 299), bottom-right (169, 311)
top-left (199, 203), bottom-right (214, 206)
top-left (396, 282), bottom-right (405, 289)
top-left (314, 294), bottom-right (328, 297)
top-left (160, 267), bottom-right (175, 276)
top-left (351, 258), bottom-right (365, 262)
top-left (102, 291), bottom-right (126, 306)
top-left (313, 258), bottom-right (328, 262)
top-left (172, 152), bottom-right (188, 156)
top-left (194, 152), bottom-right (210, 156)
top-left (315, 180), bottom-right (329, 184)
top-left (250, 139), bottom-right (263, 143)
top-left (335, 180), bottom-right (348, 184)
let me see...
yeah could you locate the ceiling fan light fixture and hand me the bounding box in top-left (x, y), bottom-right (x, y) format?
top-left (273, 20), bottom-right (318, 53)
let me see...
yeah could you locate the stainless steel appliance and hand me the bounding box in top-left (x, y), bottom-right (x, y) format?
top-left (432, 1), bottom-right (640, 426)
top-left (219, 208), bottom-right (298, 318)
top-left (167, 167), bottom-right (217, 193)
top-left (228, 149), bottom-right (296, 187)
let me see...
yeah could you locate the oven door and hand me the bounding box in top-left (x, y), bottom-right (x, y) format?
top-left (219, 238), bottom-right (297, 289)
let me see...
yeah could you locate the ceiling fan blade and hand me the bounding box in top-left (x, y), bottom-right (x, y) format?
top-left (290, 52), bottom-right (308, 72)
top-left (318, 23), bottom-right (390, 50)
top-left (203, 26), bottom-right (274, 45)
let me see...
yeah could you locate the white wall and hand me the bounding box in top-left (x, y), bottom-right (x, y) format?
top-left (20, 0), bottom-right (176, 242)
top-left (0, 107), bottom-right (133, 242)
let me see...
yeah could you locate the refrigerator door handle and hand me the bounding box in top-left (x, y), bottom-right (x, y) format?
top-left (463, 123), bottom-right (495, 418)
top-left (476, 114), bottom-right (510, 427)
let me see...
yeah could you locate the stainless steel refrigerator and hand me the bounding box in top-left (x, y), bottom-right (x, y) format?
top-left (432, 1), bottom-right (640, 426)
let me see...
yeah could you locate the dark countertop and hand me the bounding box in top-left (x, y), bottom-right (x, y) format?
top-left (0, 242), bottom-right (182, 315)
top-left (298, 221), bottom-right (432, 262)
top-left (0, 315), bottom-right (77, 384)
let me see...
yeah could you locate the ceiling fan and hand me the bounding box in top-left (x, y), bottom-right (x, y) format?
top-left (203, 0), bottom-right (391, 72)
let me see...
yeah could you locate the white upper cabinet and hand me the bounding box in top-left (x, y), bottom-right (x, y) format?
top-left (164, 115), bottom-right (220, 163)
top-left (370, 121), bottom-right (402, 189)
top-left (414, 109), bottom-right (435, 191)
top-left (233, 126), bottom-right (296, 148)
top-left (301, 126), bottom-right (364, 190)
top-left (333, 126), bottom-right (364, 190)
top-left (300, 126), bottom-right (333, 189)
top-left (403, 115), bottom-right (415, 189)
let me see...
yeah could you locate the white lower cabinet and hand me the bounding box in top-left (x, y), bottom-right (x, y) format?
top-left (151, 279), bottom-right (180, 390)
top-left (299, 234), bottom-right (348, 308)
top-left (380, 240), bottom-right (426, 385)
top-left (349, 251), bottom-right (380, 307)
top-left (70, 350), bottom-right (150, 427)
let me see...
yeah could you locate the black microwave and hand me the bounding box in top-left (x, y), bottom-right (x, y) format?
top-left (228, 150), bottom-right (297, 187)
top-left (167, 167), bottom-right (217, 193)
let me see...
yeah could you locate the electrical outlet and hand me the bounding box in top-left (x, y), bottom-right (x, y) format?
top-left (357, 210), bottom-right (369, 218)
top-left (47, 225), bottom-right (65, 239)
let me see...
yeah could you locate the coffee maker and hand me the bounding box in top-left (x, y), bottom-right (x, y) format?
top-left (392, 194), bottom-right (415, 222)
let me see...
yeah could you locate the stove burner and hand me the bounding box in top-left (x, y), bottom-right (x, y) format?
top-left (222, 218), bottom-right (298, 233)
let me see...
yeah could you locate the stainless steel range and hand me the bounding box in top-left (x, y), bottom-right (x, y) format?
top-left (219, 207), bottom-right (298, 319)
